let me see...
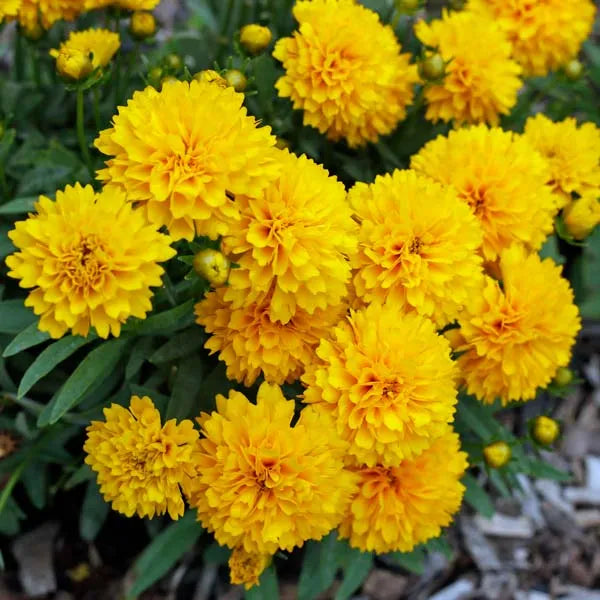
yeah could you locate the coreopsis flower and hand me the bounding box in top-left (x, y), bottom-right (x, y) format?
top-left (195, 287), bottom-right (344, 386)
top-left (339, 430), bottom-right (468, 553)
top-left (563, 194), bottom-right (600, 241)
top-left (95, 80), bottom-right (280, 241)
top-left (456, 245), bottom-right (581, 405)
top-left (273, 0), bottom-right (419, 147)
top-left (302, 302), bottom-right (458, 467)
top-left (4, 0), bottom-right (83, 29)
top-left (467, 0), bottom-right (596, 77)
top-left (411, 125), bottom-right (556, 261)
top-left (349, 169), bottom-right (484, 327)
top-left (85, 0), bottom-right (159, 10)
top-left (222, 151), bottom-right (357, 324)
top-left (186, 383), bottom-right (357, 556)
top-left (50, 29), bottom-right (120, 79)
top-left (414, 10), bottom-right (522, 125)
top-left (229, 548), bottom-right (271, 589)
top-left (6, 183), bottom-right (175, 339)
top-left (84, 395), bottom-right (200, 519)
top-left (523, 114), bottom-right (600, 207)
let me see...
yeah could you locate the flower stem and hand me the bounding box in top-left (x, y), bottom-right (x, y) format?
top-left (76, 88), bottom-right (94, 180)
top-left (93, 85), bottom-right (101, 131)
top-left (14, 32), bottom-right (24, 80)
top-left (113, 8), bottom-right (122, 107)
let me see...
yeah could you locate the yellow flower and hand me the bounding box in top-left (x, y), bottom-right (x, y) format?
top-left (130, 11), bottom-right (156, 40)
top-left (195, 287), bottom-right (344, 387)
top-left (302, 303), bottom-right (458, 467)
top-left (50, 29), bottom-right (120, 79)
top-left (273, 0), bottom-right (419, 147)
top-left (524, 114), bottom-right (600, 207)
top-left (186, 383), bottom-right (357, 555)
top-left (467, 0), bottom-right (596, 77)
top-left (456, 245), bottom-right (581, 405)
top-left (6, 183), bottom-right (175, 339)
top-left (222, 151), bottom-right (357, 324)
top-left (84, 395), bottom-right (200, 519)
top-left (229, 548), bottom-right (271, 590)
top-left (349, 169), bottom-right (484, 327)
top-left (411, 125), bottom-right (556, 261)
top-left (95, 80), bottom-right (280, 241)
top-left (6, 0), bottom-right (83, 29)
top-left (0, 0), bottom-right (20, 21)
top-left (240, 24), bottom-right (272, 55)
top-left (85, 0), bottom-right (160, 10)
top-left (339, 430), bottom-right (468, 553)
top-left (414, 10), bottom-right (522, 125)
top-left (563, 193), bottom-right (600, 241)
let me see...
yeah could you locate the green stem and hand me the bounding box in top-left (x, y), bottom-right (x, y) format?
top-left (77, 88), bottom-right (94, 180)
top-left (14, 32), bottom-right (25, 80)
top-left (93, 85), bottom-right (101, 131)
top-left (30, 42), bottom-right (42, 88)
top-left (0, 163), bottom-right (8, 202)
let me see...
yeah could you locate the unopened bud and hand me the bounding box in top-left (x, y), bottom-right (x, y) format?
top-left (161, 76), bottom-right (178, 87)
top-left (54, 48), bottom-right (94, 81)
top-left (563, 195), bottom-right (600, 241)
top-left (239, 24), bottom-right (272, 55)
top-left (531, 416), bottom-right (561, 446)
top-left (164, 53), bottom-right (183, 72)
top-left (193, 69), bottom-right (228, 88)
top-left (224, 69), bottom-right (247, 92)
top-left (193, 248), bottom-right (231, 286)
top-left (395, 0), bottom-right (420, 14)
top-left (130, 11), bottom-right (156, 40)
top-left (419, 53), bottom-right (445, 81)
top-left (564, 59), bottom-right (583, 81)
top-left (483, 441), bottom-right (511, 469)
top-left (147, 66), bottom-right (163, 87)
top-left (552, 366), bottom-right (574, 387)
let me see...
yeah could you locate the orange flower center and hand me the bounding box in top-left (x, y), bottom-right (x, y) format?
top-left (60, 234), bottom-right (110, 291)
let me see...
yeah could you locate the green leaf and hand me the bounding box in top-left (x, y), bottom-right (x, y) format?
top-left (0, 196), bottom-right (37, 215)
top-left (387, 547), bottom-right (425, 575)
top-left (125, 511), bottom-right (202, 600)
top-left (298, 532), bottom-right (344, 600)
top-left (126, 300), bottom-right (195, 336)
top-left (22, 462), bottom-right (47, 510)
top-left (203, 542), bottom-right (230, 565)
top-left (3, 321), bottom-right (50, 357)
top-left (462, 473), bottom-right (495, 518)
top-left (252, 54), bottom-right (278, 117)
top-left (166, 355), bottom-right (204, 421)
top-left (522, 457), bottom-right (571, 482)
top-left (334, 549), bottom-right (373, 600)
top-left (64, 464), bottom-right (94, 490)
top-left (0, 495), bottom-right (25, 535)
top-left (125, 336), bottom-right (155, 381)
top-left (245, 565), bottom-right (279, 600)
top-left (455, 394), bottom-right (500, 441)
top-left (80, 480), bottom-right (109, 542)
top-left (424, 535), bottom-right (453, 559)
top-left (0, 299), bottom-right (36, 334)
top-left (150, 328), bottom-right (206, 364)
top-left (38, 337), bottom-right (130, 426)
top-left (0, 549), bottom-right (4, 570)
top-left (18, 334), bottom-right (94, 398)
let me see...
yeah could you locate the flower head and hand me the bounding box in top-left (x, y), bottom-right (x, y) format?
top-left (229, 548), bottom-right (270, 589)
top-left (302, 303), bottom-right (458, 467)
top-left (84, 395), bottom-right (200, 519)
top-left (6, 183), bottom-right (175, 339)
top-left (85, 0), bottom-right (160, 10)
top-left (273, 0), bottom-right (419, 147)
top-left (222, 151), bottom-right (357, 324)
top-left (524, 114), bottom-right (600, 206)
top-left (0, 0), bottom-right (20, 21)
top-left (456, 245), bottom-right (581, 404)
top-left (186, 383), bottom-right (357, 555)
top-left (467, 0), bottom-right (596, 77)
top-left (5, 0), bottom-right (83, 29)
top-left (339, 430), bottom-right (467, 553)
top-left (411, 125), bottom-right (556, 261)
top-left (50, 29), bottom-right (120, 78)
top-left (414, 10), bottom-right (522, 125)
top-left (195, 287), bottom-right (344, 387)
top-left (349, 169), bottom-right (484, 326)
top-left (563, 193), bottom-right (600, 241)
top-left (95, 80), bottom-right (280, 241)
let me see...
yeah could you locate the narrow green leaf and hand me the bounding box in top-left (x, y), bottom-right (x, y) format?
top-left (3, 321), bottom-right (50, 357)
top-left (245, 565), bottom-right (279, 600)
top-left (63, 464), bottom-right (94, 490)
top-left (252, 54), bottom-right (278, 116)
top-left (80, 480), bottom-right (109, 542)
top-left (150, 328), bottom-right (206, 364)
top-left (298, 532), bottom-right (343, 600)
top-left (125, 336), bottom-right (155, 380)
top-left (424, 535), bottom-right (453, 559)
top-left (38, 337), bottom-right (129, 426)
top-left (126, 511), bottom-right (202, 599)
top-left (166, 355), bottom-right (204, 421)
top-left (126, 300), bottom-right (195, 336)
top-left (0, 196), bottom-right (37, 215)
top-left (462, 473), bottom-right (495, 518)
top-left (455, 394), bottom-right (499, 441)
top-left (21, 462), bottom-right (46, 510)
top-left (334, 549), bottom-right (373, 600)
top-left (522, 457), bottom-right (571, 482)
top-left (0, 549), bottom-right (4, 570)
top-left (0, 299), bottom-right (36, 334)
top-left (387, 548), bottom-right (425, 575)
top-left (18, 334), bottom-right (93, 398)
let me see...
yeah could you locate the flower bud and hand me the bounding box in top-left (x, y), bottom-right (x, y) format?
top-left (395, 0), bottom-right (420, 14)
top-left (229, 547), bottom-right (270, 589)
top-left (193, 69), bottom-right (228, 88)
top-left (531, 416), bottom-right (561, 446)
top-left (54, 48), bottom-right (94, 81)
top-left (564, 59), bottom-right (583, 81)
top-left (161, 76), bottom-right (178, 87)
top-left (130, 11), bottom-right (156, 40)
top-left (193, 248), bottom-right (231, 286)
top-left (563, 196), bottom-right (600, 241)
top-left (552, 366), bottom-right (574, 387)
top-left (239, 24), bottom-right (272, 55)
top-left (164, 53), bottom-right (183, 72)
top-left (419, 53), bottom-right (445, 81)
top-left (224, 69), bottom-right (247, 92)
top-left (483, 441), bottom-right (511, 469)
top-left (147, 66), bottom-right (163, 87)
